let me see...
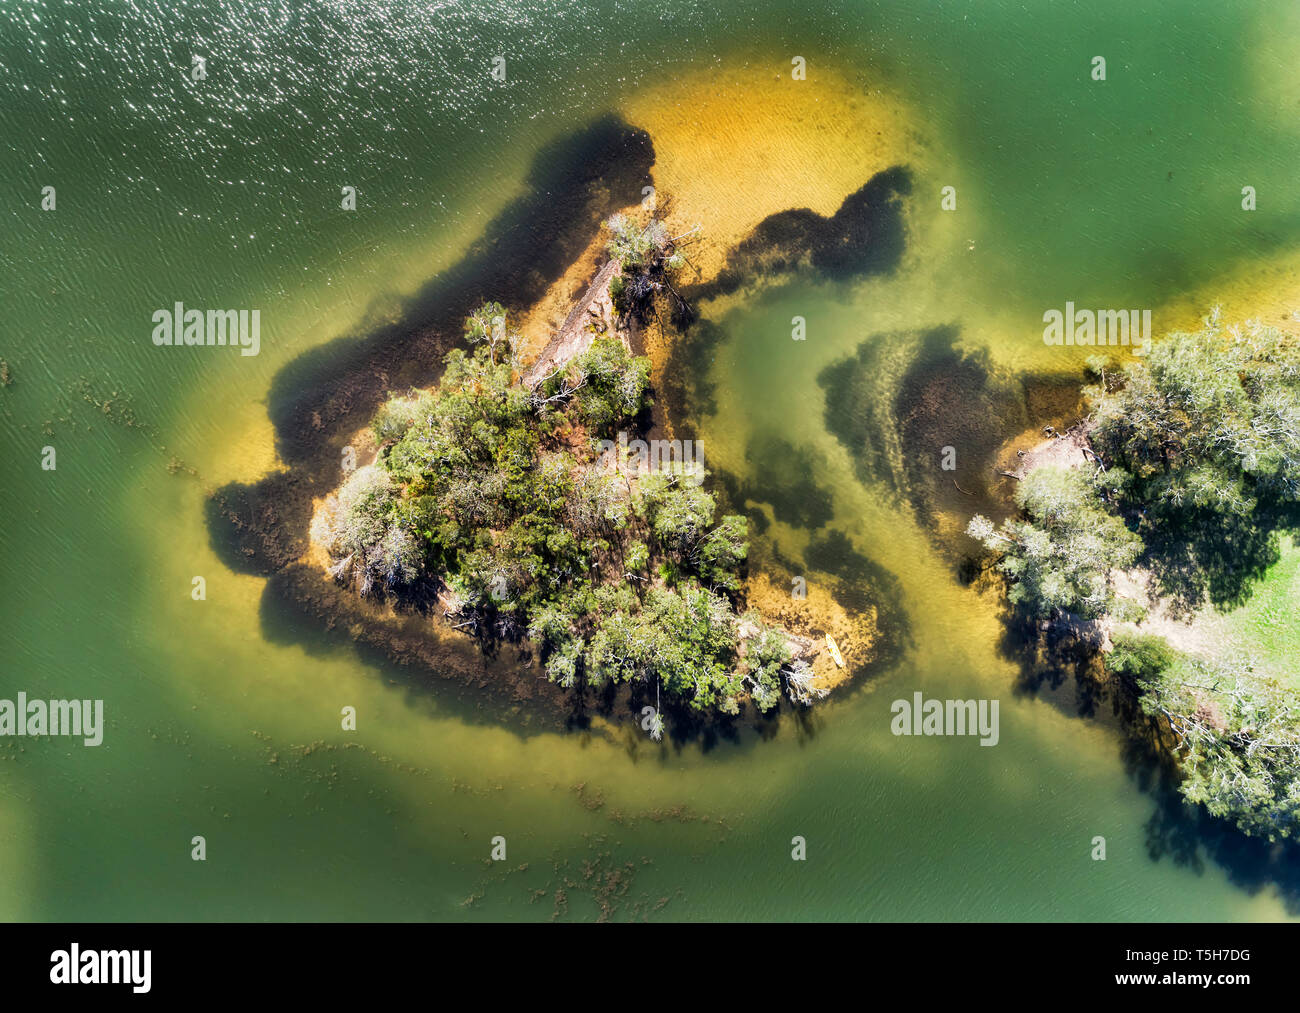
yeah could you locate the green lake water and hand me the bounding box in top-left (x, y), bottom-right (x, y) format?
top-left (3, 0), bottom-right (1300, 920)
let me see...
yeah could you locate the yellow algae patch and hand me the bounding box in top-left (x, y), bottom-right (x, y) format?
top-left (1247, 3), bottom-right (1300, 136)
top-left (204, 411), bottom-right (281, 486)
top-left (745, 571), bottom-right (878, 694)
top-left (1152, 247), bottom-right (1300, 337)
top-left (622, 60), bottom-right (921, 283)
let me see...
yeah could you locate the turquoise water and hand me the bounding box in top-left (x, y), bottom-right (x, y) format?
top-left (2, 0), bottom-right (1299, 920)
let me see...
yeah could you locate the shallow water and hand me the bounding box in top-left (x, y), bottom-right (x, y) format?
top-left (2, 0), bottom-right (1300, 920)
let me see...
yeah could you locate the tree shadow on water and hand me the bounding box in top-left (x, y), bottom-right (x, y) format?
top-left (995, 601), bottom-right (1300, 914)
top-left (268, 115), bottom-right (657, 474)
top-left (1123, 722), bottom-right (1300, 914)
top-left (206, 114), bottom-right (656, 579)
top-left (257, 564), bottom-right (576, 737)
top-left (683, 165), bottom-right (912, 303)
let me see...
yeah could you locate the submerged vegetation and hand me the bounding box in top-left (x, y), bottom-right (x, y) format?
top-left (969, 319), bottom-right (1300, 839)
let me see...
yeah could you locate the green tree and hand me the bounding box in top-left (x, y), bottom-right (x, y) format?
top-left (1132, 649), bottom-right (1300, 841)
top-left (603, 212), bottom-right (695, 324)
top-left (318, 293), bottom-right (796, 726)
top-left (968, 465), bottom-right (1142, 620)
top-left (743, 614), bottom-right (793, 712)
top-left (570, 337), bottom-right (652, 431)
top-left (1087, 320), bottom-right (1300, 610)
top-left (697, 514), bottom-right (748, 591)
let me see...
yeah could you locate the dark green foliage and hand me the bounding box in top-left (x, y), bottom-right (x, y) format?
top-left (570, 336), bottom-right (652, 431)
top-left (697, 514), bottom-right (748, 591)
top-left (973, 322), bottom-right (1300, 620)
top-left (639, 472), bottom-right (716, 552)
top-left (581, 582), bottom-right (742, 710)
top-left (608, 273), bottom-right (628, 315)
top-left (743, 615), bottom-right (794, 712)
top-left (1107, 630), bottom-right (1300, 840)
top-left (1106, 631), bottom-right (1176, 681)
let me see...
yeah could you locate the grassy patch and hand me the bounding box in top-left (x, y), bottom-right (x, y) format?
top-left (1201, 536), bottom-right (1300, 688)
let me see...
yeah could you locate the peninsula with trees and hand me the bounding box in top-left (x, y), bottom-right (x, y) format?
top-left (968, 317), bottom-right (1300, 839)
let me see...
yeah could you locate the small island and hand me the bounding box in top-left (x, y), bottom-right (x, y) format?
top-left (968, 317), bottom-right (1300, 840)
top-left (309, 212), bottom-right (861, 735)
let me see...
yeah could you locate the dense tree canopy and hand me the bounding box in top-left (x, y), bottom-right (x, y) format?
top-left (968, 465), bottom-right (1142, 620)
top-left (1086, 320), bottom-right (1300, 612)
top-left (969, 321), bottom-right (1300, 839)
top-left (971, 320), bottom-right (1300, 619)
top-left (312, 302), bottom-right (813, 720)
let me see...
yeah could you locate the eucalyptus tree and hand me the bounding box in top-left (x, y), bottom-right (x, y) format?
top-left (967, 465), bottom-right (1142, 620)
top-left (604, 212), bottom-right (697, 325)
